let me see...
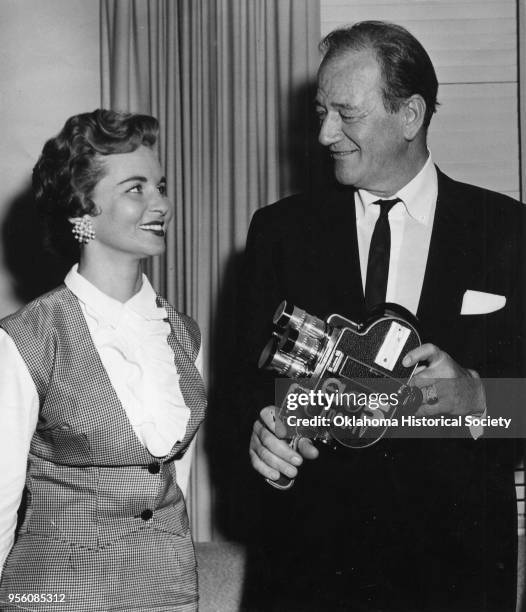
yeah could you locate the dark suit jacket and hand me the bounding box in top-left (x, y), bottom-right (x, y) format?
top-left (240, 169), bottom-right (525, 612)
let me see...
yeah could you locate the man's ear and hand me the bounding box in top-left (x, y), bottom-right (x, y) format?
top-left (401, 94), bottom-right (426, 141)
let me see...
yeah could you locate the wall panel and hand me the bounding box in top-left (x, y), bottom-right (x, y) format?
top-left (0, 0), bottom-right (100, 316)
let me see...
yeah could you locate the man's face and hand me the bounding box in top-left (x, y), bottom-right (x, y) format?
top-left (316, 49), bottom-right (410, 196)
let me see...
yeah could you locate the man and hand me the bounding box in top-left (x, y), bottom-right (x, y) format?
top-left (244, 21), bottom-right (524, 612)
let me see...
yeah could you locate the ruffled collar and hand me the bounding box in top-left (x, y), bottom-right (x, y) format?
top-left (64, 264), bottom-right (167, 327)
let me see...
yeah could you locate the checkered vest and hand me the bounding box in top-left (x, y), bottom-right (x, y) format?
top-left (1, 285), bottom-right (206, 549)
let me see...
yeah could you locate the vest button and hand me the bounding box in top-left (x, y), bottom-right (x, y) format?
top-left (147, 462), bottom-right (160, 474)
top-left (141, 509), bottom-right (153, 521)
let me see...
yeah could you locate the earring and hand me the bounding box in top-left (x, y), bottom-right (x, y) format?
top-left (71, 217), bottom-right (95, 244)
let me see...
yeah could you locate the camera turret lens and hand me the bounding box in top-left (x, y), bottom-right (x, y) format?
top-left (279, 328), bottom-right (322, 366)
top-left (273, 301), bottom-right (329, 340)
top-left (258, 338), bottom-right (311, 377)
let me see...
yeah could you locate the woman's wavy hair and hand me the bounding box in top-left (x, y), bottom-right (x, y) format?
top-left (33, 109), bottom-right (159, 259)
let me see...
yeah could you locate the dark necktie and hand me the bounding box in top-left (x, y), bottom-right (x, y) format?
top-left (364, 198), bottom-right (400, 310)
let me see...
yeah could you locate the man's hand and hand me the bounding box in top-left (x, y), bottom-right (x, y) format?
top-left (403, 343), bottom-right (485, 417)
top-left (249, 406), bottom-right (319, 482)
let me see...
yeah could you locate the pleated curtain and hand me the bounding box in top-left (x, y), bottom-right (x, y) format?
top-left (100, 0), bottom-right (320, 540)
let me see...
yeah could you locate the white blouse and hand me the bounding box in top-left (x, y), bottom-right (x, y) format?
top-left (0, 266), bottom-right (202, 575)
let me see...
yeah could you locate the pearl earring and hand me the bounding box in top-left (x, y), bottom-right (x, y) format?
top-left (71, 217), bottom-right (95, 244)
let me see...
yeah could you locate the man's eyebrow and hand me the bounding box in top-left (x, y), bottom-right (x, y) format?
top-left (332, 102), bottom-right (359, 111)
top-left (313, 100), bottom-right (359, 112)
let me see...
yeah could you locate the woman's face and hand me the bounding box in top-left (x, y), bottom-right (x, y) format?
top-left (84, 145), bottom-right (172, 262)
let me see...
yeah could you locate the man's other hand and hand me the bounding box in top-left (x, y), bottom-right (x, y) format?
top-left (249, 406), bottom-right (319, 482)
top-left (403, 343), bottom-right (485, 417)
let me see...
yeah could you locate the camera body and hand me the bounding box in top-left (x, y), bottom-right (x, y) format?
top-left (259, 301), bottom-right (422, 454)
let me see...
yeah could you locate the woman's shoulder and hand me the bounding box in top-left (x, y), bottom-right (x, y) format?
top-left (0, 285), bottom-right (72, 331)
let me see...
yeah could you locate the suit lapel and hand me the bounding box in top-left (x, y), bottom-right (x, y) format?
top-left (417, 168), bottom-right (473, 340)
top-left (313, 183), bottom-right (366, 319)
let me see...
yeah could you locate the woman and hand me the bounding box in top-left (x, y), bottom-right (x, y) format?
top-left (0, 109), bottom-right (206, 611)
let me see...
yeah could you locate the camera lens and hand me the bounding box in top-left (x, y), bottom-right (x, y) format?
top-left (279, 328), bottom-right (321, 366)
top-left (258, 338), bottom-right (278, 370)
top-left (273, 301), bottom-right (329, 340)
top-left (258, 338), bottom-right (310, 377)
top-left (273, 301), bottom-right (294, 329)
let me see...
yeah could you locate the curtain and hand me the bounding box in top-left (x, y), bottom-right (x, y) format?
top-left (101, 0), bottom-right (320, 541)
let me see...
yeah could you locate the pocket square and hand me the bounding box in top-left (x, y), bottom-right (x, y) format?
top-left (460, 290), bottom-right (506, 315)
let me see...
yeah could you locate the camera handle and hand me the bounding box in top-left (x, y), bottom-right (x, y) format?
top-left (265, 388), bottom-right (424, 490)
top-left (265, 435), bottom-right (300, 490)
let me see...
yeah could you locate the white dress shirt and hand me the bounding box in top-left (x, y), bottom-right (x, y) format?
top-left (0, 266), bottom-right (202, 575)
top-left (356, 154), bottom-right (483, 438)
top-left (355, 153), bottom-right (437, 316)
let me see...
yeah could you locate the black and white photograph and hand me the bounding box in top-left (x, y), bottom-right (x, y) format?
top-left (0, 1), bottom-right (525, 611)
